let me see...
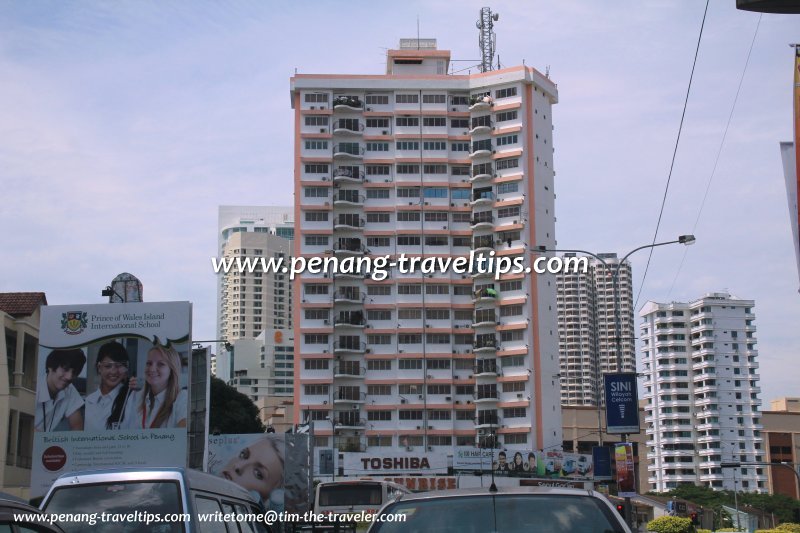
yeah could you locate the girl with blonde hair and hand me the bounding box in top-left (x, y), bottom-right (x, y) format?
top-left (124, 344), bottom-right (187, 429)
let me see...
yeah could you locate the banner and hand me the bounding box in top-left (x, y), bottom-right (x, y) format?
top-left (592, 446), bottom-right (613, 480)
top-left (604, 373), bottom-right (640, 434)
top-left (342, 451), bottom-right (448, 476)
top-left (452, 447), bottom-right (593, 479)
top-left (30, 302), bottom-right (192, 497)
top-left (614, 443), bottom-right (636, 497)
top-left (208, 434), bottom-right (311, 513)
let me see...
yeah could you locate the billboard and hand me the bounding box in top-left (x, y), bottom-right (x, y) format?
top-left (452, 447), bottom-right (594, 479)
top-left (342, 451), bottom-right (448, 476)
top-left (592, 446), bottom-right (613, 480)
top-left (614, 443), bottom-right (636, 497)
top-left (30, 302), bottom-right (192, 497)
top-left (604, 373), bottom-right (640, 434)
top-left (207, 433), bottom-right (311, 513)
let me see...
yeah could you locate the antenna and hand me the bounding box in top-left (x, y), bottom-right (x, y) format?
top-left (476, 7), bottom-right (499, 73)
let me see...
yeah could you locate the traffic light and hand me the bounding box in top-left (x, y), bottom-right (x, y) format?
top-left (616, 504), bottom-right (625, 515)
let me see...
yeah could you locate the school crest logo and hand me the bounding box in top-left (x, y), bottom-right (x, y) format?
top-left (61, 311), bottom-right (87, 335)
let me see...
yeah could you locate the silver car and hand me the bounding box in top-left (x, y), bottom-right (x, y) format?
top-left (366, 486), bottom-right (631, 533)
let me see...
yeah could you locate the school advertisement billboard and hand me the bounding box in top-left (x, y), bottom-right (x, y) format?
top-left (452, 447), bottom-right (594, 479)
top-left (30, 302), bottom-right (191, 497)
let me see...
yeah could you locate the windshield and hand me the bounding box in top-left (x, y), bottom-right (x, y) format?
top-left (370, 494), bottom-right (627, 533)
top-left (42, 480), bottom-right (184, 533)
top-left (319, 484), bottom-right (382, 506)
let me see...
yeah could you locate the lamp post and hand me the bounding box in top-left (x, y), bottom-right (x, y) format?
top-left (328, 416), bottom-right (338, 481)
top-left (535, 234), bottom-right (696, 529)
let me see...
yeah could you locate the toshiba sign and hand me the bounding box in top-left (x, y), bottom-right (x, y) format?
top-left (342, 452), bottom-right (448, 475)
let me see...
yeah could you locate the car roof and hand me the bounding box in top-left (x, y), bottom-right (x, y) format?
top-left (47, 467), bottom-right (254, 501)
top-left (389, 485), bottom-right (605, 502)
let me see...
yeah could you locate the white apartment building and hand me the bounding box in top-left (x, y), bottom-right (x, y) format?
top-left (557, 253), bottom-right (634, 406)
top-left (291, 39), bottom-right (561, 452)
top-left (227, 329), bottom-right (295, 402)
top-left (218, 231), bottom-right (292, 343)
top-left (216, 206), bottom-right (294, 343)
top-left (640, 292), bottom-right (766, 493)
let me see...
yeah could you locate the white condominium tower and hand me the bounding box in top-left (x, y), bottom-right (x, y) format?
top-left (640, 292), bottom-right (766, 493)
top-left (217, 206), bottom-right (294, 343)
top-left (556, 253), bottom-right (634, 406)
top-left (291, 39), bottom-right (561, 452)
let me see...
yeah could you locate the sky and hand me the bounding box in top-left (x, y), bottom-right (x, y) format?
top-left (1, 2), bottom-right (798, 401)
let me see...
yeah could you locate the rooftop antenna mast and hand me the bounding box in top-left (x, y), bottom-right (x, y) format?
top-left (476, 7), bottom-right (499, 73)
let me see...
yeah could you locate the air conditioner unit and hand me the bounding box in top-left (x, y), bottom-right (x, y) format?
top-left (323, 349), bottom-right (328, 353)
top-left (320, 128), bottom-right (327, 133)
top-left (424, 202), bottom-right (430, 206)
top-left (399, 349), bottom-right (404, 353)
top-left (452, 107), bottom-right (457, 111)
top-left (322, 177), bottom-right (328, 181)
top-left (517, 393), bottom-right (523, 399)
top-left (310, 106), bottom-right (316, 110)
top-left (323, 400), bottom-right (328, 404)
top-left (365, 348), bottom-right (371, 353)
top-left (409, 202), bottom-right (413, 206)
top-left (382, 130), bottom-right (388, 135)
top-left (468, 374), bottom-right (473, 378)
top-left (451, 202), bottom-right (455, 207)
top-left (428, 426), bottom-right (434, 430)
top-left (416, 425), bottom-right (421, 430)
top-left (428, 446), bottom-right (433, 451)
top-left (467, 400), bottom-right (472, 404)
top-left (445, 396), bottom-right (452, 401)
top-left (324, 320), bottom-right (329, 325)
top-left (324, 202), bottom-right (330, 206)
top-left (367, 107), bottom-right (372, 111)
top-left (401, 398), bottom-right (407, 404)
top-left (455, 400), bottom-right (461, 404)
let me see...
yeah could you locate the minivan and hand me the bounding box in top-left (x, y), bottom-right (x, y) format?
top-left (40, 467), bottom-right (270, 532)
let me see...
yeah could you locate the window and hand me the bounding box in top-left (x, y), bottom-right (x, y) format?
top-left (368, 360), bottom-right (392, 371)
top-left (496, 182), bottom-right (519, 195)
top-left (396, 141), bottom-right (420, 151)
top-left (500, 330), bottom-right (524, 342)
top-left (399, 359), bottom-right (423, 370)
top-left (304, 359), bottom-right (329, 370)
top-left (426, 333), bottom-right (451, 344)
top-left (425, 212), bottom-right (448, 222)
top-left (423, 141), bottom-right (447, 151)
top-left (423, 164), bottom-right (447, 174)
top-left (305, 140), bottom-right (329, 150)
top-left (304, 165), bottom-right (329, 175)
top-left (396, 117), bottom-right (419, 127)
top-left (366, 165), bottom-right (390, 176)
top-left (304, 384), bottom-right (329, 395)
top-left (395, 94), bottom-right (419, 104)
top-left (500, 305), bottom-right (523, 317)
top-left (304, 284), bottom-right (329, 295)
top-left (428, 410), bottom-right (451, 420)
top-left (399, 334), bottom-right (422, 344)
top-left (451, 142), bottom-right (470, 152)
top-left (426, 284), bottom-right (449, 295)
top-left (495, 158), bottom-right (519, 170)
top-left (496, 134), bottom-right (518, 146)
top-left (367, 285), bottom-right (391, 296)
top-left (399, 410), bottom-right (423, 420)
top-left (366, 94), bottom-right (389, 105)
top-left (366, 142), bottom-right (389, 152)
top-left (504, 433), bottom-right (528, 445)
top-left (305, 309), bottom-right (329, 320)
top-left (366, 117), bottom-right (390, 128)
top-left (424, 187), bottom-right (448, 198)
top-left (497, 206), bottom-right (521, 219)
top-left (366, 213), bottom-right (390, 223)
top-left (397, 236), bottom-right (421, 246)
top-left (496, 110), bottom-right (518, 122)
top-left (426, 309), bottom-right (450, 320)
top-left (425, 236), bottom-right (448, 246)
top-left (426, 359), bottom-right (451, 369)
top-left (503, 407), bottom-right (527, 418)
top-left (398, 309), bottom-right (422, 320)
top-left (305, 116), bottom-right (329, 126)
top-left (304, 334), bottom-right (328, 344)
top-left (396, 164), bottom-right (420, 175)
top-left (423, 117), bottom-right (446, 127)
top-left (495, 87), bottom-right (517, 99)
top-left (452, 212), bottom-right (471, 223)
top-left (451, 118), bottom-right (469, 129)
top-left (397, 285), bottom-right (422, 296)
top-left (502, 381), bottom-right (526, 393)
top-left (422, 94), bottom-right (446, 104)
top-left (366, 189), bottom-right (390, 199)
top-left (368, 411), bottom-right (392, 421)
top-left (305, 235), bottom-right (329, 246)
top-left (367, 237), bottom-right (390, 247)
top-left (367, 310), bottom-right (392, 321)
top-left (305, 211), bottom-right (329, 222)
top-left (305, 93), bottom-right (329, 103)
top-left (451, 189), bottom-right (470, 199)
top-left (367, 334), bottom-right (392, 345)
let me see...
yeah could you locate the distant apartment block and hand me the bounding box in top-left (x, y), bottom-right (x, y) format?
top-left (556, 253), bottom-right (634, 406)
top-left (640, 292), bottom-right (766, 493)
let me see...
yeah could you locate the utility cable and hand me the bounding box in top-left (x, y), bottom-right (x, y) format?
top-left (666, 14), bottom-right (762, 297)
top-left (633, 0), bottom-right (710, 311)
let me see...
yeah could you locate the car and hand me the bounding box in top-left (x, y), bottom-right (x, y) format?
top-left (0, 496), bottom-right (65, 533)
top-left (366, 486), bottom-right (631, 533)
top-left (40, 467), bottom-right (271, 533)
top-left (561, 459), bottom-right (576, 475)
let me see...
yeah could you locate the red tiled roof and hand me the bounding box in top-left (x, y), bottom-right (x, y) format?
top-left (0, 292), bottom-right (47, 317)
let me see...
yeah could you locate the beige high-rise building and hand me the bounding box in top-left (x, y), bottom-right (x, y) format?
top-left (218, 231), bottom-right (292, 343)
top-left (556, 253), bottom-right (634, 406)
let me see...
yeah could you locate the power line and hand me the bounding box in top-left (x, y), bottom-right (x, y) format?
top-left (667, 14), bottom-right (762, 297)
top-left (633, 0), bottom-right (710, 311)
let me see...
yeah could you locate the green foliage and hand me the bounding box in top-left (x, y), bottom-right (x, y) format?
top-left (716, 529), bottom-right (742, 532)
top-left (777, 524), bottom-right (800, 533)
top-left (646, 516), bottom-right (695, 533)
top-left (695, 529), bottom-right (711, 533)
top-left (209, 376), bottom-right (266, 434)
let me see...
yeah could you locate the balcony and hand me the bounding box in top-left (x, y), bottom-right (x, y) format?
top-left (474, 337), bottom-right (499, 353)
top-left (332, 192), bottom-right (364, 206)
top-left (333, 144), bottom-right (364, 160)
top-left (474, 413), bottom-right (500, 428)
top-left (470, 214), bottom-right (494, 230)
top-left (470, 192), bottom-right (494, 207)
top-left (474, 360), bottom-right (499, 377)
top-left (333, 96), bottom-right (364, 111)
top-left (333, 167), bottom-right (364, 184)
top-left (334, 389), bottom-right (366, 403)
top-left (474, 388), bottom-right (499, 404)
top-left (334, 217), bottom-right (366, 231)
top-left (334, 313), bottom-right (367, 328)
top-left (471, 164), bottom-right (493, 183)
top-left (470, 142), bottom-right (493, 159)
top-left (469, 95), bottom-right (493, 112)
top-left (333, 290), bottom-right (365, 304)
top-left (472, 287), bottom-right (498, 303)
top-left (333, 340), bottom-right (367, 354)
top-left (332, 119), bottom-right (364, 135)
top-left (333, 364), bottom-right (366, 379)
top-left (472, 238), bottom-right (495, 253)
top-left (334, 413), bottom-right (366, 429)
top-left (472, 312), bottom-right (497, 328)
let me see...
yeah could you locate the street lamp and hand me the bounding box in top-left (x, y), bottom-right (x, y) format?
top-left (328, 416), bottom-right (338, 481)
top-left (535, 235), bottom-right (696, 529)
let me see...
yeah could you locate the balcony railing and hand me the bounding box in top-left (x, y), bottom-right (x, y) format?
top-left (332, 290), bottom-right (366, 303)
top-left (333, 340), bottom-right (367, 353)
top-left (334, 314), bottom-right (367, 326)
top-left (335, 217), bottom-right (366, 229)
top-left (333, 167), bottom-right (364, 181)
top-left (334, 365), bottom-right (366, 377)
top-left (333, 240), bottom-right (367, 253)
top-left (474, 337), bottom-right (499, 350)
top-left (335, 389), bottom-right (367, 402)
top-left (333, 144), bottom-right (365, 158)
top-left (333, 120), bottom-right (365, 133)
top-left (332, 193), bottom-right (365, 205)
top-left (333, 96), bottom-right (364, 109)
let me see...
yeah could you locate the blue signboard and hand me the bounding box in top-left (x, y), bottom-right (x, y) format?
top-left (592, 446), bottom-right (612, 480)
top-left (604, 373), bottom-right (640, 434)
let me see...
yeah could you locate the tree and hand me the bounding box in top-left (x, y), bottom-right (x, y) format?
top-left (209, 376), bottom-right (265, 434)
